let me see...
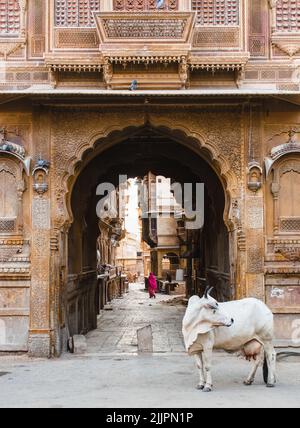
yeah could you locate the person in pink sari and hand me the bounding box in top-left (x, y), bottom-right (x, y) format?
top-left (148, 272), bottom-right (157, 299)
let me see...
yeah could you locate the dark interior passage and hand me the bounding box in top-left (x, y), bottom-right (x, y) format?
top-left (66, 126), bottom-right (230, 337)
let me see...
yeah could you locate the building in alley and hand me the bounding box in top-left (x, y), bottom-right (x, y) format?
top-left (1, 1), bottom-right (300, 356)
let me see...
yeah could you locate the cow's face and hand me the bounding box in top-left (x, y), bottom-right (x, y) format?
top-left (201, 295), bottom-right (234, 329)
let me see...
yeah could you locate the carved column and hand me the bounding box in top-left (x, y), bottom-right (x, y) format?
top-left (271, 182), bottom-right (280, 234)
top-left (28, 194), bottom-right (51, 357)
top-left (101, 0), bottom-right (113, 11)
top-left (244, 108), bottom-right (265, 300)
top-left (28, 111), bottom-right (51, 358)
top-left (18, 0), bottom-right (27, 37)
top-left (179, 0), bottom-right (191, 11)
top-left (268, 0), bottom-right (278, 32)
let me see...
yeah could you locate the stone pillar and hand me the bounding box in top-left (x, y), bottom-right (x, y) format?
top-left (245, 194), bottom-right (265, 300)
top-left (179, 0), bottom-right (191, 11)
top-left (100, 0), bottom-right (113, 11)
top-left (28, 196), bottom-right (51, 357)
top-left (28, 108), bottom-right (51, 358)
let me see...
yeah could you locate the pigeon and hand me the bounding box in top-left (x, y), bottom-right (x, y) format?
top-left (156, 0), bottom-right (165, 9)
top-left (130, 80), bottom-right (138, 91)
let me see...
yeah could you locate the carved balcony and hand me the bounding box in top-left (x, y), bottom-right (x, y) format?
top-left (95, 11), bottom-right (196, 60)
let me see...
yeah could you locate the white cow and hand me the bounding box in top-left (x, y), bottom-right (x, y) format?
top-left (182, 287), bottom-right (276, 392)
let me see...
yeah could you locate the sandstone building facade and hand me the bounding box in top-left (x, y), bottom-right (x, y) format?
top-left (1, 1), bottom-right (300, 356)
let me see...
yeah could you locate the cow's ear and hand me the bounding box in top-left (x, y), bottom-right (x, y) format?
top-left (197, 322), bottom-right (215, 335)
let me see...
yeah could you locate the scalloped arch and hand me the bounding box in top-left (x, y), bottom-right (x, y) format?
top-left (56, 122), bottom-right (238, 230)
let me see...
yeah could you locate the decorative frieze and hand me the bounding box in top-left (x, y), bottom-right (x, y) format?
top-left (102, 17), bottom-right (188, 40)
top-left (113, 0), bottom-right (178, 10)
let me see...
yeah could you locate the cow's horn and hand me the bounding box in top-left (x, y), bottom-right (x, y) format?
top-left (206, 286), bottom-right (214, 298)
top-left (204, 286), bottom-right (210, 299)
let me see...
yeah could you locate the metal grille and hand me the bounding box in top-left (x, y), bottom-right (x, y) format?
top-left (276, 0), bottom-right (300, 32)
top-left (192, 0), bottom-right (239, 26)
top-left (0, 0), bottom-right (20, 35)
top-left (55, 0), bottom-right (101, 27)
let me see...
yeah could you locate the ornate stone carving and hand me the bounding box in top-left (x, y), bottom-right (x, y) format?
top-left (102, 17), bottom-right (187, 39)
top-left (179, 56), bottom-right (188, 89)
top-left (113, 0), bottom-right (178, 11)
top-left (32, 158), bottom-right (50, 195)
top-left (103, 59), bottom-right (113, 90)
top-left (0, 128), bottom-right (30, 174)
top-left (50, 108), bottom-right (241, 229)
top-left (268, 238), bottom-right (300, 261)
top-left (247, 161), bottom-right (262, 192)
top-left (265, 130), bottom-right (300, 176)
top-left (192, 0), bottom-right (239, 26)
top-left (0, 1), bottom-right (27, 59)
top-left (55, 0), bottom-right (100, 28)
top-left (275, 0), bottom-right (300, 32)
top-left (0, 157), bottom-right (25, 236)
top-left (271, 1), bottom-right (300, 57)
top-left (0, 0), bottom-right (21, 35)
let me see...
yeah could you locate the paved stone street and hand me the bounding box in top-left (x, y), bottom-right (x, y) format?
top-left (86, 283), bottom-right (186, 355)
top-left (0, 283), bottom-right (300, 408)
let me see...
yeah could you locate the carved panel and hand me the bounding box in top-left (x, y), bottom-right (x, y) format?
top-left (193, 27), bottom-right (239, 48)
top-left (276, 0), bottom-right (300, 32)
top-left (113, 0), bottom-right (178, 10)
top-left (280, 218), bottom-right (300, 232)
top-left (102, 17), bottom-right (188, 39)
top-left (55, 0), bottom-right (100, 27)
top-left (271, 158), bottom-right (300, 235)
top-left (55, 28), bottom-right (98, 48)
top-left (192, 0), bottom-right (239, 26)
top-left (0, 0), bottom-right (20, 36)
top-left (0, 158), bottom-right (22, 235)
top-left (28, 0), bottom-right (45, 58)
top-left (248, 0), bottom-right (268, 57)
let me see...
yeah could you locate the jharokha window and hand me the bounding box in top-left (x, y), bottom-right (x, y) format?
top-left (192, 0), bottom-right (239, 26)
top-left (276, 0), bottom-right (300, 32)
top-left (55, 0), bottom-right (101, 27)
top-left (0, 0), bottom-right (20, 36)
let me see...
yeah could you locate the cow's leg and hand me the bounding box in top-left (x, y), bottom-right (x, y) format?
top-left (264, 341), bottom-right (276, 387)
top-left (201, 347), bottom-right (213, 392)
top-left (244, 350), bottom-right (263, 386)
top-left (194, 353), bottom-right (205, 390)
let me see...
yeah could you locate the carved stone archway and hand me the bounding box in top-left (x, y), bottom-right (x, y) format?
top-left (48, 108), bottom-right (243, 355)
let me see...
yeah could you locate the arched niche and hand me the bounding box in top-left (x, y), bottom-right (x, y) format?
top-left (268, 155), bottom-right (300, 236)
top-left (0, 156), bottom-right (26, 236)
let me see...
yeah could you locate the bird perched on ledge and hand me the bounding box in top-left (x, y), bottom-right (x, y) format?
top-left (130, 80), bottom-right (138, 91)
top-left (156, 0), bottom-right (165, 9)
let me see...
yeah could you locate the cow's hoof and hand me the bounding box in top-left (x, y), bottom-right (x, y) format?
top-left (203, 387), bottom-right (212, 393)
top-left (266, 383), bottom-right (275, 388)
top-left (244, 380), bottom-right (253, 386)
top-left (196, 384), bottom-right (204, 390)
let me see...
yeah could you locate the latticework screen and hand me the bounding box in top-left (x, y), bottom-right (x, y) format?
top-left (0, 0), bottom-right (20, 35)
top-left (113, 0), bottom-right (178, 10)
top-left (276, 0), bottom-right (300, 32)
top-left (192, 0), bottom-right (239, 26)
top-left (55, 0), bottom-right (101, 27)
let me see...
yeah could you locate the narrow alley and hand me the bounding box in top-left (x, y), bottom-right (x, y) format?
top-left (86, 283), bottom-right (186, 355)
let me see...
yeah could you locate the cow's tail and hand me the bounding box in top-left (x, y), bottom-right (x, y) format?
top-left (263, 353), bottom-right (268, 384)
